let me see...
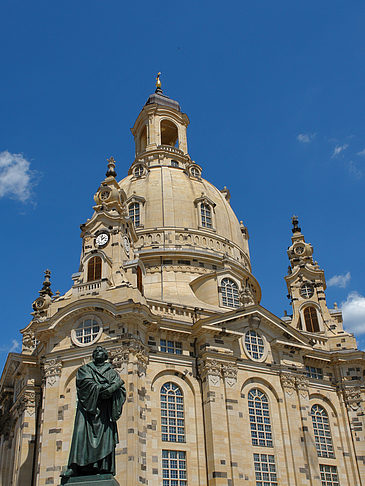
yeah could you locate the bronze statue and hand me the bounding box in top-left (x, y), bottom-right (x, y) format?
top-left (62, 346), bottom-right (126, 479)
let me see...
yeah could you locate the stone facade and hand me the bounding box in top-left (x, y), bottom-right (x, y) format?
top-left (0, 85), bottom-right (364, 486)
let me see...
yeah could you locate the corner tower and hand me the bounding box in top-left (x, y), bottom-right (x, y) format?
top-left (285, 216), bottom-right (356, 349)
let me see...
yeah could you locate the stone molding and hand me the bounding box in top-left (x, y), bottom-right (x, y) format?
top-left (199, 359), bottom-right (237, 387)
top-left (43, 358), bottom-right (62, 386)
top-left (280, 372), bottom-right (310, 399)
top-left (110, 338), bottom-right (149, 377)
top-left (343, 386), bottom-right (363, 410)
top-left (222, 363), bottom-right (238, 387)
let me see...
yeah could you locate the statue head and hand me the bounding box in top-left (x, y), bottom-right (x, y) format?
top-left (92, 345), bottom-right (109, 364)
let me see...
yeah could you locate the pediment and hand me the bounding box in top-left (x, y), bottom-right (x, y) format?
top-left (193, 304), bottom-right (311, 350)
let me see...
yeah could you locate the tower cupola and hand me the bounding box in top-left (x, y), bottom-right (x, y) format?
top-left (131, 73), bottom-right (190, 158)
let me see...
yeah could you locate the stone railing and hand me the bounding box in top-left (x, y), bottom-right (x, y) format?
top-left (157, 145), bottom-right (184, 155)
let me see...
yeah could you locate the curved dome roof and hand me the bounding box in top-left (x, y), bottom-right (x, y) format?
top-left (119, 165), bottom-right (250, 265)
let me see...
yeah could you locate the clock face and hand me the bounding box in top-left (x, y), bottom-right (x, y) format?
top-left (95, 232), bottom-right (109, 248)
top-left (123, 236), bottom-right (130, 256)
top-left (295, 245), bottom-right (305, 255)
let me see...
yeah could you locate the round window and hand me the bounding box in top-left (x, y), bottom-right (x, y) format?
top-left (244, 329), bottom-right (266, 361)
top-left (300, 283), bottom-right (314, 299)
top-left (71, 316), bottom-right (102, 347)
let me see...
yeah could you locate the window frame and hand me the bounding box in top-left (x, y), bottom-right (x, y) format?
top-left (244, 329), bottom-right (268, 362)
top-left (87, 255), bottom-right (102, 282)
top-left (220, 277), bottom-right (240, 308)
top-left (160, 382), bottom-right (185, 443)
top-left (71, 315), bottom-right (103, 348)
top-left (162, 450), bottom-right (187, 486)
top-left (303, 305), bottom-right (320, 332)
top-left (248, 388), bottom-right (273, 448)
top-left (311, 404), bottom-right (335, 458)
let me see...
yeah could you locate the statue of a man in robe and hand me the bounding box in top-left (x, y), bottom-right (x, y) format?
top-left (62, 346), bottom-right (126, 478)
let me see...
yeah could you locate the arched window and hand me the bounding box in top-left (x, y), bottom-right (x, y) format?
top-left (221, 278), bottom-right (240, 308)
top-left (129, 202), bottom-right (140, 227)
top-left (161, 382), bottom-right (185, 443)
top-left (200, 203), bottom-right (212, 228)
top-left (311, 405), bottom-right (334, 458)
top-left (248, 389), bottom-right (273, 447)
top-left (191, 167), bottom-right (200, 178)
top-left (87, 256), bottom-right (102, 282)
top-left (134, 165), bottom-right (144, 177)
top-left (74, 317), bottom-right (101, 345)
top-left (161, 120), bottom-right (178, 147)
top-left (304, 306), bottom-right (320, 332)
top-left (137, 266), bottom-right (143, 294)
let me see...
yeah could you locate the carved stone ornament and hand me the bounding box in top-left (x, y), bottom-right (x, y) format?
top-left (239, 285), bottom-right (255, 307)
top-left (15, 391), bottom-right (38, 416)
top-left (43, 358), bottom-right (62, 386)
top-left (22, 331), bottom-right (36, 353)
top-left (343, 386), bottom-right (362, 411)
top-left (222, 363), bottom-right (238, 387)
top-left (296, 374), bottom-right (309, 399)
top-left (280, 372), bottom-right (296, 396)
top-left (199, 359), bottom-right (222, 386)
top-left (110, 338), bottom-right (149, 377)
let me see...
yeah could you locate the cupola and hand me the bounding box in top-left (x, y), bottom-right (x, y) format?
top-left (131, 73), bottom-right (190, 157)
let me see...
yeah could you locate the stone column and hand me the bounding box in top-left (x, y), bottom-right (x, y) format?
top-left (199, 358), bottom-right (233, 486)
top-left (111, 338), bottom-right (149, 486)
top-left (280, 372), bottom-right (309, 486)
top-left (37, 358), bottom-right (62, 486)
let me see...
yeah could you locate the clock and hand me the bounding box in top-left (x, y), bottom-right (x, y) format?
top-left (95, 232), bottom-right (109, 248)
top-left (123, 236), bottom-right (130, 257)
top-left (295, 245), bottom-right (305, 255)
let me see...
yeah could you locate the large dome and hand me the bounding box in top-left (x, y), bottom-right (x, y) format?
top-left (116, 88), bottom-right (260, 308)
top-left (119, 165), bottom-right (250, 267)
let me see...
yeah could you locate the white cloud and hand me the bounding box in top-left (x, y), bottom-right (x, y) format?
top-left (297, 133), bottom-right (315, 143)
top-left (327, 271), bottom-right (351, 288)
top-left (356, 148), bottom-right (365, 156)
top-left (341, 292), bottom-right (365, 335)
top-left (0, 151), bottom-right (37, 202)
top-left (331, 144), bottom-right (348, 158)
top-left (0, 339), bottom-right (21, 353)
top-left (348, 160), bottom-right (362, 179)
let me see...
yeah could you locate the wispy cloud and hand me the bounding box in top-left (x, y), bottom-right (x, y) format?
top-left (0, 339), bottom-right (21, 353)
top-left (327, 271), bottom-right (351, 288)
top-left (0, 151), bottom-right (37, 203)
top-left (297, 133), bottom-right (315, 143)
top-left (331, 144), bottom-right (348, 158)
top-left (341, 292), bottom-right (365, 335)
top-left (348, 161), bottom-right (362, 179)
top-left (357, 148), bottom-right (365, 156)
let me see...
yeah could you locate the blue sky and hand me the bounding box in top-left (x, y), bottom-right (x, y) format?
top-left (1, 0), bottom-right (365, 368)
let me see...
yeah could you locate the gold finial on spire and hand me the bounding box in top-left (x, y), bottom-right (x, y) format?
top-left (155, 72), bottom-right (163, 93)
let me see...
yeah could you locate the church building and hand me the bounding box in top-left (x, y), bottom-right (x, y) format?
top-left (0, 79), bottom-right (364, 486)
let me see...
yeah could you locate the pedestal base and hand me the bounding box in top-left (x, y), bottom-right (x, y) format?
top-left (60, 473), bottom-right (119, 486)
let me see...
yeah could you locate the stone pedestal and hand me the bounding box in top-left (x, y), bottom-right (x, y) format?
top-left (60, 474), bottom-right (119, 486)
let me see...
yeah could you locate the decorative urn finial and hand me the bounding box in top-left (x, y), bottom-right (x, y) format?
top-left (106, 156), bottom-right (117, 178)
top-left (39, 269), bottom-right (53, 297)
top-left (291, 215), bottom-right (301, 234)
top-left (155, 72), bottom-right (162, 94)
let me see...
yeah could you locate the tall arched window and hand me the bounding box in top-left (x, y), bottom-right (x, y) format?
top-left (248, 389), bottom-right (273, 447)
top-left (200, 203), bottom-right (212, 228)
top-left (304, 306), bottom-right (320, 332)
top-left (221, 278), bottom-right (240, 308)
top-left (160, 120), bottom-right (178, 147)
top-left (161, 382), bottom-right (185, 443)
top-left (87, 256), bottom-right (102, 282)
top-left (129, 202), bottom-right (140, 227)
top-left (311, 405), bottom-right (334, 458)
